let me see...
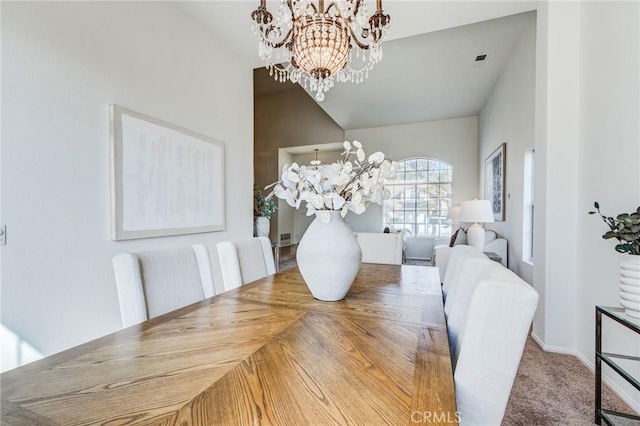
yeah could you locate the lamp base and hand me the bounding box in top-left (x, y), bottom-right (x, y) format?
top-left (466, 223), bottom-right (485, 252)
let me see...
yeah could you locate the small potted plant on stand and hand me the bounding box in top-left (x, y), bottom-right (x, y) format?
top-left (254, 184), bottom-right (277, 238)
top-left (590, 202), bottom-right (640, 318)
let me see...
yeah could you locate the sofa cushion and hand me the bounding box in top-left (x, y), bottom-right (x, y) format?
top-left (453, 229), bottom-right (468, 246)
top-left (484, 230), bottom-right (497, 243)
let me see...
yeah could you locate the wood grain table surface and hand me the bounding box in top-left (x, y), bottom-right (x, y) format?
top-left (0, 264), bottom-right (457, 426)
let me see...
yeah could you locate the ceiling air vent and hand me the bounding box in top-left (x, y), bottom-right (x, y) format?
top-left (473, 54), bottom-right (489, 68)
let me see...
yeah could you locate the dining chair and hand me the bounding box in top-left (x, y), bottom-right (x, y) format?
top-left (354, 232), bottom-right (403, 265)
top-left (442, 245), bottom-right (485, 300)
top-left (444, 255), bottom-right (494, 359)
top-left (112, 244), bottom-right (215, 328)
top-left (452, 262), bottom-right (539, 426)
top-left (216, 236), bottom-right (276, 292)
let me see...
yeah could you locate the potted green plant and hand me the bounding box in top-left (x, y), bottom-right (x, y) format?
top-left (254, 185), bottom-right (277, 238)
top-left (589, 202), bottom-right (640, 318)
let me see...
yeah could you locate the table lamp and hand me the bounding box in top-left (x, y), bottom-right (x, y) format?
top-left (458, 199), bottom-right (494, 252)
top-left (446, 206), bottom-right (461, 233)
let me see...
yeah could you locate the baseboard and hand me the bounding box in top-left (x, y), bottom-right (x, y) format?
top-left (530, 332), bottom-right (575, 355)
top-left (531, 332), bottom-right (640, 415)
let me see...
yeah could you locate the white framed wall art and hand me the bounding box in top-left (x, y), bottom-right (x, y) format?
top-left (110, 105), bottom-right (225, 240)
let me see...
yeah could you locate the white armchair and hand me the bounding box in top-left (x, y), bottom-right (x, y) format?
top-left (354, 232), bottom-right (404, 265)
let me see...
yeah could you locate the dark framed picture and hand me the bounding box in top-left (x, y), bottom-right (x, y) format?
top-left (485, 143), bottom-right (506, 221)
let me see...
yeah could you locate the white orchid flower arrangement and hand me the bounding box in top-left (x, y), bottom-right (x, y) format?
top-left (266, 141), bottom-right (399, 221)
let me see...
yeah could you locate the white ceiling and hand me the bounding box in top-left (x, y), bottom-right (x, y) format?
top-left (176, 1), bottom-right (538, 130)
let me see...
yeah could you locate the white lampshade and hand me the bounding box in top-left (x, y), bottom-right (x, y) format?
top-left (459, 199), bottom-right (494, 224)
top-left (459, 199), bottom-right (494, 252)
top-left (446, 206), bottom-right (461, 222)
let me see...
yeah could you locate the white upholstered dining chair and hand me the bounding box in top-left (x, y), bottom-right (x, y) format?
top-left (112, 244), bottom-right (215, 328)
top-left (354, 232), bottom-right (403, 265)
top-left (216, 237), bottom-right (276, 292)
top-left (442, 245), bottom-right (486, 299)
top-left (444, 255), bottom-right (494, 362)
top-left (451, 262), bottom-right (538, 426)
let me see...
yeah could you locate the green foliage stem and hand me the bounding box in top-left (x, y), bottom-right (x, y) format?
top-left (589, 202), bottom-right (640, 255)
top-left (254, 184), bottom-right (277, 219)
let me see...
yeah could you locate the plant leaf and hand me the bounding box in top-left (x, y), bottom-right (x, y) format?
top-left (615, 244), bottom-right (629, 253)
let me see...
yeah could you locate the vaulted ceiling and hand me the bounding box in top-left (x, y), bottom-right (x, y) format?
top-left (177, 1), bottom-right (537, 130)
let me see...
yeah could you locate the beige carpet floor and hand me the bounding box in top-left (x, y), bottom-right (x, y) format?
top-left (504, 336), bottom-right (637, 426)
top-left (278, 247), bottom-right (638, 425)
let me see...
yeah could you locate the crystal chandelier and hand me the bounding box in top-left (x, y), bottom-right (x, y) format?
top-left (251, 0), bottom-right (390, 101)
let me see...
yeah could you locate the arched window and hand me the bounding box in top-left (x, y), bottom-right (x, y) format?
top-left (383, 158), bottom-right (452, 237)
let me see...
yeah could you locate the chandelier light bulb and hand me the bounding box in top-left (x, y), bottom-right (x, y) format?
top-left (310, 149), bottom-right (322, 166)
top-left (251, 0), bottom-right (390, 102)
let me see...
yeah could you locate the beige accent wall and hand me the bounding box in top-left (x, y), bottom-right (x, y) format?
top-left (254, 69), bottom-right (345, 241)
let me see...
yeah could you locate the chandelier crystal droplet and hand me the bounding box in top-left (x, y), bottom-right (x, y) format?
top-left (251, 0), bottom-right (390, 102)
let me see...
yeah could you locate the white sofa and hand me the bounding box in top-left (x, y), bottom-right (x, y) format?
top-left (432, 229), bottom-right (507, 282)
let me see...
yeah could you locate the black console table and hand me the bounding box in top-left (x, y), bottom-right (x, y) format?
top-left (595, 306), bottom-right (640, 425)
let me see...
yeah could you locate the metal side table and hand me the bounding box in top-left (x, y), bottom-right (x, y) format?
top-left (595, 306), bottom-right (640, 425)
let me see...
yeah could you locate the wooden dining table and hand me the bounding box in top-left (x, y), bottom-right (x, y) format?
top-left (0, 264), bottom-right (457, 425)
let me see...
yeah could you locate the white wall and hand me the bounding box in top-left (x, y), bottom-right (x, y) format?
top-left (483, 5), bottom-right (640, 411)
top-left (575, 0), bottom-right (640, 411)
top-left (532, 0), bottom-right (640, 412)
top-left (531, 1), bottom-right (549, 349)
top-left (1, 323), bottom-right (43, 372)
top-left (479, 12), bottom-right (536, 283)
top-left (346, 116), bottom-right (479, 259)
top-left (531, 0), bottom-right (581, 354)
top-left (1, 2), bottom-right (254, 357)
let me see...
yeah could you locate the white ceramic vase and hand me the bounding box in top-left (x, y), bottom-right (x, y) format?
top-left (255, 216), bottom-right (270, 238)
top-left (296, 210), bottom-right (362, 301)
top-left (619, 256), bottom-right (640, 319)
